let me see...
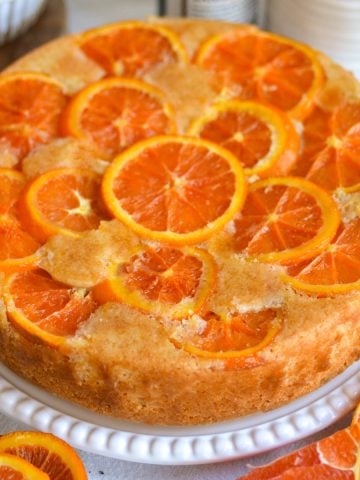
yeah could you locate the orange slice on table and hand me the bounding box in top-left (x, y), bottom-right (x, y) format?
top-left (230, 176), bottom-right (340, 264)
top-left (3, 268), bottom-right (97, 347)
top-left (79, 20), bottom-right (188, 77)
top-left (0, 431), bottom-right (87, 480)
top-left (188, 100), bottom-right (299, 178)
top-left (0, 72), bottom-right (66, 162)
top-left (195, 30), bottom-right (324, 120)
top-left (282, 218), bottom-right (360, 295)
top-left (93, 245), bottom-right (216, 318)
top-left (293, 101), bottom-right (360, 191)
top-left (172, 309), bottom-right (281, 366)
top-left (241, 422), bottom-right (360, 479)
top-left (102, 135), bottom-right (246, 245)
top-left (18, 168), bottom-right (107, 243)
top-left (0, 454), bottom-right (49, 480)
top-left (0, 169), bottom-right (39, 272)
top-left (62, 77), bottom-right (176, 156)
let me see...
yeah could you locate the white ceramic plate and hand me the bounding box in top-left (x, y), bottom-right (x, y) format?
top-left (0, 361), bottom-right (359, 465)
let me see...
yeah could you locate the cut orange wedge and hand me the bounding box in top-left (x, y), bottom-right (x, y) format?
top-left (79, 20), bottom-right (188, 76)
top-left (231, 177), bottom-right (340, 264)
top-left (61, 77), bottom-right (176, 156)
top-left (0, 431), bottom-right (87, 480)
top-left (18, 168), bottom-right (107, 243)
top-left (172, 309), bottom-right (281, 364)
top-left (0, 168), bottom-right (39, 272)
top-left (3, 268), bottom-right (97, 347)
top-left (282, 218), bottom-right (360, 295)
top-left (102, 135), bottom-right (246, 245)
top-left (0, 72), bottom-right (66, 161)
top-left (0, 454), bottom-right (49, 480)
top-left (188, 100), bottom-right (299, 177)
top-left (195, 30), bottom-right (324, 120)
top-left (92, 245), bottom-right (216, 318)
top-left (295, 101), bottom-right (360, 191)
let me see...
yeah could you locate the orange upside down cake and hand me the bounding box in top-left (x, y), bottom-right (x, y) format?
top-left (0, 18), bottom-right (359, 425)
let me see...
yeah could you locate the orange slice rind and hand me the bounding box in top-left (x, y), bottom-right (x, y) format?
top-left (0, 454), bottom-right (49, 480)
top-left (79, 20), bottom-right (189, 76)
top-left (232, 176), bottom-right (341, 264)
top-left (195, 30), bottom-right (324, 120)
top-left (0, 431), bottom-right (87, 480)
top-left (102, 135), bottom-right (247, 245)
top-left (188, 100), bottom-right (299, 177)
top-left (92, 245), bottom-right (216, 318)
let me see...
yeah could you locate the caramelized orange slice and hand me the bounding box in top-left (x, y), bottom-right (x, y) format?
top-left (241, 422), bottom-right (360, 479)
top-left (294, 101), bottom-right (360, 191)
top-left (79, 20), bottom-right (188, 76)
top-left (173, 309), bottom-right (281, 363)
top-left (18, 168), bottom-right (106, 242)
top-left (0, 169), bottom-right (39, 272)
top-left (0, 72), bottom-right (66, 161)
top-left (0, 431), bottom-right (87, 480)
top-left (3, 269), bottom-right (97, 347)
top-left (195, 30), bottom-right (323, 120)
top-left (93, 245), bottom-right (216, 318)
top-left (188, 100), bottom-right (299, 177)
top-left (282, 218), bottom-right (360, 295)
top-left (231, 177), bottom-right (340, 264)
top-left (0, 454), bottom-right (49, 480)
top-left (102, 135), bottom-right (246, 245)
top-left (62, 77), bottom-right (176, 156)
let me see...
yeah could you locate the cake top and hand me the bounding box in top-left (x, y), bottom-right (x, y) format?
top-left (0, 19), bottom-right (359, 368)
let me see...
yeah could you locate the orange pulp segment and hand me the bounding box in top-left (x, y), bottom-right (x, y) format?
top-left (231, 176), bottom-right (340, 264)
top-left (61, 77), bottom-right (176, 156)
top-left (188, 100), bottom-right (299, 177)
top-left (3, 268), bottom-right (97, 347)
top-left (294, 101), bottom-right (360, 191)
top-left (175, 309), bottom-right (281, 361)
top-left (93, 245), bottom-right (216, 318)
top-left (79, 20), bottom-right (188, 76)
top-left (0, 431), bottom-right (87, 480)
top-left (0, 454), bottom-right (49, 480)
top-left (0, 169), bottom-right (40, 272)
top-left (241, 423), bottom-right (360, 479)
top-left (102, 135), bottom-right (246, 245)
top-left (195, 30), bottom-right (324, 120)
top-left (0, 72), bottom-right (66, 161)
top-left (18, 168), bottom-right (106, 243)
top-left (282, 218), bottom-right (360, 295)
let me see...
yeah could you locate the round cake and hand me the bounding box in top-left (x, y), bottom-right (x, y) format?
top-left (0, 18), bottom-right (359, 425)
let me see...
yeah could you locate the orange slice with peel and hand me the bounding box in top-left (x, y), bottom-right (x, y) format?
top-left (92, 245), bottom-right (216, 318)
top-left (231, 176), bottom-right (340, 264)
top-left (195, 30), bottom-right (324, 120)
top-left (352, 403), bottom-right (360, 425)
top-left (0, 72), bottom-right (66, 161)
top-left (296, 101), bottom-right (360, 191)
top-left (0, 454), bottom-right (49, 480)
top-left (282, 218), bottom-right (360, 295)
top-left (61, 77), bottom-right (176, 156)
top-left (172, 309), bottom-right (281, 364)
top-left (0, 169), bottom-right (39, 272)
top-left (188, 100), bottom-right (299, 177)
top-left (18, 168), bottom-right (106, 243)
top-left (102, 135), bottom-right (246, 245)
top-left (0, 431), bottom-right (87, 480)
top-left (3, 268), bottom-right (97, 347)
top-left (79, 20), bottom-right (188, 76)
top-left (241, 422), bottom-right (360, 479)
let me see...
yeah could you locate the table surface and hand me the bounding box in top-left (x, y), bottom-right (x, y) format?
top-left (0, 1), bottom-right (356, 478)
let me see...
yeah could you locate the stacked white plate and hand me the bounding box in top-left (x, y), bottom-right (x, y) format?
top-left (185, 0), bottom-right (257, 23)
top-left (267, 0), bottom-right (360, 79)
top-left (0, 0), bottom-right (47, 45)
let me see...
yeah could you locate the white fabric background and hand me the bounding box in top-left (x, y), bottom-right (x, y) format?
top-left (0, 412), bottom-right (352, 479)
